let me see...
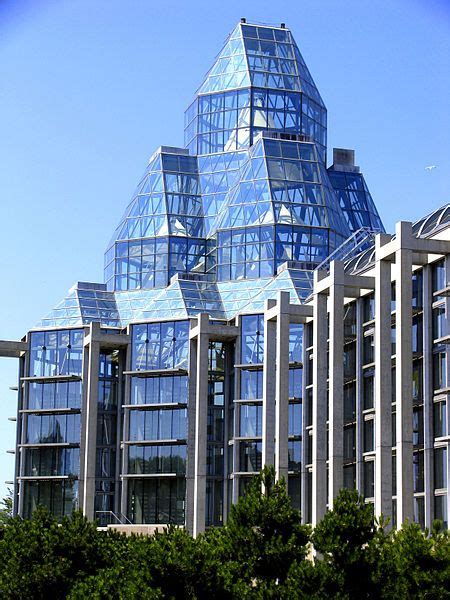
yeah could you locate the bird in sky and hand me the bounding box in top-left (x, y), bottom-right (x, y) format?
top-left (425, 165), bottom-right (437, 171)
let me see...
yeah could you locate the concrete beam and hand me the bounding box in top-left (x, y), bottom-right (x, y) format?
top-left (376, 222), bottom-right (450, 262)
top-left (0, 340), bottom-right (28, 358)
top-left (265, 302), bottom-right (313, 323)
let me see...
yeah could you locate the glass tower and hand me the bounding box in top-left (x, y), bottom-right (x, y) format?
top-left (10, 20), bottom-right (386, 528)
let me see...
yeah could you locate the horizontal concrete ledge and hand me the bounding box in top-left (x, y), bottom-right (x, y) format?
top-left (106, 523), bottom-right (176, 536)
top-left (0, 340), bottom-right (27, 358)
top-left (84, 332), bottom-right (130, 349)
top-left (123, 368), bottom-right (188, 377)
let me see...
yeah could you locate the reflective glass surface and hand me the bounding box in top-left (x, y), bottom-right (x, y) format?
top-left (38, 21), bottom-right (388, 328)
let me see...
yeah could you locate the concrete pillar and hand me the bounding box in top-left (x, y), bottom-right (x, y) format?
top-left (275, 291), bottom-right (290, 484)
top-left (395, 224), bottom-right (414, 525)
top-left (185, 327), bottom-right (197, 534)
top-left (114, 348), bottom-right (125, 516)
top-left (422, 265), bottom-right (434, 528)
top-left (444, 256), bottom-right (450, 525)
top-left (355, 300), bottom-right (364, 493)
top-left (222, 342), bottom-right (233, 524)
top-left (232, 317), bottom-right (241, 505)
top-left (120, 336), bottom-right (132, 518)
top-left (312, 285), bottom-right (328, 525)
top-left (193, 314), bottom-right (209, 537)
top-left (301, 324), bottom-right (311, 522)
top-left (82, 332), bottom-right (100, 520)
top-left (17, 344), bottom-right (29, 517)
top-left (328, 262), bottom-right (344, 507)
top-left (262, 299), bottom-right (276, 469)
top-left (374, 252), bottom-right (393, 522)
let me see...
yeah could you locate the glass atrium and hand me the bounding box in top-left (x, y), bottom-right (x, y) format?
top-left (12, 20), bottom-right (387, 527)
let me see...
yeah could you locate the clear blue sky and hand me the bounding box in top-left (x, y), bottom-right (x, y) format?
top-left (0, 0), bottom-right (449, 499)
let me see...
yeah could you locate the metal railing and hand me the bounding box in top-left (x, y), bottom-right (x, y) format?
top-left (95, 510), bottom-right (133, 526)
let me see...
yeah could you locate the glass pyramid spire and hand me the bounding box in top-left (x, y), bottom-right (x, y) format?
top-left (36, 20), bottom-right (385, 329)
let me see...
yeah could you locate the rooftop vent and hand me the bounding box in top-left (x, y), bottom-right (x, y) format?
top-left (331, 148), bottom-right (360, 173)
top-left (333, 148), bottom-right (355, 167)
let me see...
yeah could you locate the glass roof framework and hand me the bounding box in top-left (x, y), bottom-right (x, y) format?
top-left (185, 22), bottom-right (327, 162)
top-left (327, 169), bottom-right (385, 233)
top-left (213, 136), bottom-right (351, 281)
top-left (36, 20), bottom-right (388, 329)
top-left (41, 283), bottom-right (120, 328)
top-left (344, 203), bottom-right (450, 276)
top-left (104, 148), bottom-right (207, 292)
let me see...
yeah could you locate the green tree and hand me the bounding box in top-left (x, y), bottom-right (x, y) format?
top-left (0, 508), bottom-right (126, 599)
top-left (375, 521), bottom-right (450, 599)
top-left (0, 489), bottom-right (13, 526)
top-left (309, 489), bottom-right (381, 599)
top-left (207, 466), bottom-right (311, 597)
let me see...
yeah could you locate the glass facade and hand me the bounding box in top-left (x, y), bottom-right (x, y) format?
top-left (20, 20), bottom-right (442, 533)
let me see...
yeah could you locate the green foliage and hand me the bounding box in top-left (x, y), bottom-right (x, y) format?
top-left (0, 474), bottom-right (449, 599)
top-left (0, 489), bottom-right (13, 526)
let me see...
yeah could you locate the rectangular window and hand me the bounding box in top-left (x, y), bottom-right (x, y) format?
top-left (434, 447), bottom-right (447, 489)
top-left (363, 460), bottom-right (375, 498)
top-left (434, 495), bottom-right (448, 529)
top-left (363, 419), bottom-right (374, 453)
top-left (434, 401), bottom-right (447, 438)
top-left (240, 314), bottom-right (264, 364)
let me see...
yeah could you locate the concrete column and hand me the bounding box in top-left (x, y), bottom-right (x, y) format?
top-left (185, 327), bottom-right (197, 533)
top-left (222, 342), bottom-right (233, 524)
top-left (120, 339), bottom-right (132, 518)
top-left (355, 300), bottom-right (364, 493)
top-left (114, 348), bottom-right (125, 516)
top-left (312, 286), bottom-right (328, 525)
top-left (445, 256), bottom-right (450, 525)
top-left (262, 299), bottom-right (276, 469)
top-left (16, 343), bottom-right (29, 517)
top-left (193, 314), bottom-right (209, 537)
top-left (422, 265), bottom-right (434, 528)
top-left (232, 318), bottom-right (241, 505)
top-left (275, 291), bottom-right (290, 484)
top-left (328, 262), bottom-right (344, 507)
top-left (301, 324), bottom-right (311, 522)
top-left (395, 226), bottom-right (414, 525)
top-left (82, 333), bottom-right (100, 520)
top-left (374, 253), bottom-right (393, 522)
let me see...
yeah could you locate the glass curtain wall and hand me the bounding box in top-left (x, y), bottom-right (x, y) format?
top-left (23, 329), bottom-right (83, 519)
top-left (127, 321), bottom-right (189, 524)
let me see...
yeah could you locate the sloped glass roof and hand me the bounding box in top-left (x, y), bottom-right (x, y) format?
top-left (214, 136), bottom-right (350, 234)
top-left (36, 20), bottom-right (391, 331)
top-left (327, 168), bottom-right (385, 234)
top-left (39, 283), bottom-right (120, 328)
top-left (197, 22), bottom-right (325, 105)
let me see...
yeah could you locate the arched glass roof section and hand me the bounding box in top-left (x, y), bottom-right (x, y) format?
top-left (412, 203), bottom-right (450, 238)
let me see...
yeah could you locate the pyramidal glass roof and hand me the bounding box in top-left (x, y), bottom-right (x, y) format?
top-left (214, 135), bottom-right (350, 236)
top-left (34, 20), bottom-right (392, 331)
top-left (197, 22), bottom-right (325, 107)
top-left (39, 283), bottom-right (120, 328)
